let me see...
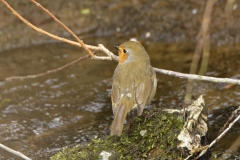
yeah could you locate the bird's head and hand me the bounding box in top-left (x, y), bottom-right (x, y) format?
top-left (114, 41), bottom-right (150, 64)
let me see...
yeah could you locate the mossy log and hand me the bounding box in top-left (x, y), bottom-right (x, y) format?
top-left (51, 109), bottom-right (184, 160)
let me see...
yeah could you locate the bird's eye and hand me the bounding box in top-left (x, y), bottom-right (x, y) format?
top-left (123, 49), bottom-right (127, 53)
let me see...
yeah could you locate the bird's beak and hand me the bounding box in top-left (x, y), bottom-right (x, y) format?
top-left (114, 45), bottom-right (119, 50)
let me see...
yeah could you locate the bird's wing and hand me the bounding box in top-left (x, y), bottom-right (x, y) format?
top-left (111, 81), bottom-right (121, 116)
top-left (147, 67), bottom-right (157, 105)
top-left (135, 67), bottom-right (156, 116)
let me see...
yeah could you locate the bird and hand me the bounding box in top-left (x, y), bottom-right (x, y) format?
top-left (111, 41), bottom-right (157, 136)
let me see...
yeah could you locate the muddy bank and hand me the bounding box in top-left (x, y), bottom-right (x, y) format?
top-left (0, 0), bottom-right (240, 51)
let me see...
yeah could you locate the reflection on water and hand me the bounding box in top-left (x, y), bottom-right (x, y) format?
top-left (0, 40), bottom-right (240, 159)
top-left (0, 41), bottom-right (116, 159)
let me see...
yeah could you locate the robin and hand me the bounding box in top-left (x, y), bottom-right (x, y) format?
top-left (111, 41), bottom-right (157, 136)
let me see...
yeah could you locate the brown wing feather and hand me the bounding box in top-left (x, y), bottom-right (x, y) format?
top-left (135, 67), bottom-right (156, 116)
top-left (147, 67), bottom-right (157, 105)
top-left (135, 80), bottom-right (151, 116)
top-left (111, 82), bottom-right (120, 116)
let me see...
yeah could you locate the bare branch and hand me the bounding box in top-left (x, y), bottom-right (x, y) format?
top-left (6, 54), bottom-right (90, 81)
top-left (30, 0), bottom-right (95, 57)
top-left (154, 68), bottom-right (240, 85)
top-left (218, 106), bottom-right (240, 135)
top-left (0, 143), bottom-right (31, 160)
top-left (93, 44), bottom-right (118, 61)
top-left (195, 106), bottom-right (240, 159)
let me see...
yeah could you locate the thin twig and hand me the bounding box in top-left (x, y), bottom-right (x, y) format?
top-left (195, 106), bottom-right (240, 159)
top-left (96, 44), bottom-right (118, 61)
top-left (154, 68), bottom-right (240, 85)
top-left (6, 54), bottom-right (91, 81)
top-left (0, 143), bottom-right (31, 160)
top-left (218, 106), bottom-right (240, 135)
top-left (30, 0), bottom-right (95, 58)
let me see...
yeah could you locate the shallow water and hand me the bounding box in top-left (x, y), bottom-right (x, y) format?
top-left (0, 39), bottom-right (240, 159)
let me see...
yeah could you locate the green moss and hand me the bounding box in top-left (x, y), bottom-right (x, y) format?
top-left (51, 109), bottom-right (184, 160)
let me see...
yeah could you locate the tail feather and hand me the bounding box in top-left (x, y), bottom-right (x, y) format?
top-left (110, 105), bottom-right (129, 136)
